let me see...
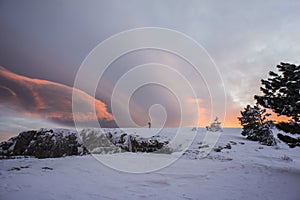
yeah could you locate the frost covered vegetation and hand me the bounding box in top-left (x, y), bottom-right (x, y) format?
top-left (239, 63), bottom-right (300, 147)
top-left (238, 105), bottom-right (276, 146)
top-left (206, 117), bottom-right (223, 132)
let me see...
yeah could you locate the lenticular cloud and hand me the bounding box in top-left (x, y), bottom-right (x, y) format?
top-left (0, 66), bottom-right (113, 126)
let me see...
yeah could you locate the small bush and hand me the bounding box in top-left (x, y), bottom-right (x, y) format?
top-left (238, 104), bottom-right (276, 146)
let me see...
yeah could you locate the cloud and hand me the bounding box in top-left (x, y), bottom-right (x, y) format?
top-left (0, 66), bottom-right (113, 128)
top-left (1, 1), bottom-right (299, 128)
top-left (0, 105), bottom-right (72, 141)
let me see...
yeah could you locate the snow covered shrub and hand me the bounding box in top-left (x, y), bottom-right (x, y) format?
top-left (238, 104), bottom-right (276, 146)
top-left (206, 117), bottom-right (222, 132)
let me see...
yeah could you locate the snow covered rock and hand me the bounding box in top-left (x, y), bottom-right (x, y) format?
top-left (0, 128), bottom-right (118, 158)
top-left (81, 129), bottom-right (168, 153)
top-left (0, 128), bottom-right (170, 159)
top-left (0, 128), bottom-right (89, 158)
top-left (80, 129), bottom-right (123, 154)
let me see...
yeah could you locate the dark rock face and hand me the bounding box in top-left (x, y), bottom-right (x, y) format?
top-left (0, 128), bottom-right (89, 158)
top-left (13, 131), bottom-right (36, 155)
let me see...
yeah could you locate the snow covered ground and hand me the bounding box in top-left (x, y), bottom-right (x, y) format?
top-left (1, 128), bottom-right (299, 200)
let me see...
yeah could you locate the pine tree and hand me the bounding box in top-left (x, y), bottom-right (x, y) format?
top-left (238, 104), bottom-right (276, 146)
top-left (254, 63), bottom-right (300, 122)
top-left (206, 117), bottom-right (222, 132)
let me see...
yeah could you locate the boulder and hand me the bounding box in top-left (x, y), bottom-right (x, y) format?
top-left (0, 128), bottom-right (89, 159)
top-left (81, 129), bottom-right (168, 153)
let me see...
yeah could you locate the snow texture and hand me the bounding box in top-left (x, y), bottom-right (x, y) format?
top-left (0, 128), bottom-right (299, 200)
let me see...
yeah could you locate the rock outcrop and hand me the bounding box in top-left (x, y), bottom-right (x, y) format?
top-left (0, 128), bottom-right (169, 158)
top-left (0, 128), bottom-right (88, 158)
top-left (81, 129), bottom-right (168, 153)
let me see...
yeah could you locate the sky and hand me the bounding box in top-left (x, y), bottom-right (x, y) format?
top-left (1, 0), bottom-right (300, 140)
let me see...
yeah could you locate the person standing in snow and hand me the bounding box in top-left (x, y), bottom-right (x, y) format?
top-left (148, 122), bottom-right (151, 128)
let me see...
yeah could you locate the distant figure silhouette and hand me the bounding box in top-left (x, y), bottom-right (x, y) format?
top-left (148, 122), bottom-right (151, 128)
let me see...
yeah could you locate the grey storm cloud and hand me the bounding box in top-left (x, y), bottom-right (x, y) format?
top-left (0, 0), bottom-right (300, 135)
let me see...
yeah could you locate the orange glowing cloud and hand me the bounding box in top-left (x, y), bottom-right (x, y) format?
top-left (0, 85), bottom-right (17, 97)
top-left (188, 98), bottom-right (211, 127)
top-left (0, 66), bottom-right (113, 126)
top-left (224, 109), bottom-right (242, 128)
